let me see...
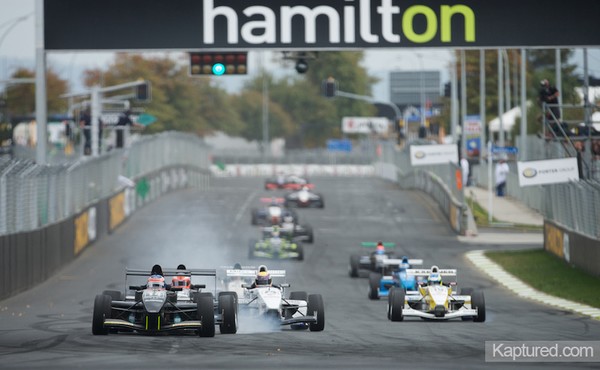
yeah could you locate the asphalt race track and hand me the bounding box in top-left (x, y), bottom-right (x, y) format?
top-left (1, 177), bottom-right (598, 369)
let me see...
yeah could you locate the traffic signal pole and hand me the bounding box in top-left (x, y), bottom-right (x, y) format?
top-left (332, 89), bottom-right (402, 138)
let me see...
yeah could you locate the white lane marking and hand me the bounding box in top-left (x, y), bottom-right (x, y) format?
top-left (466, 250), bottom-right (600, 320)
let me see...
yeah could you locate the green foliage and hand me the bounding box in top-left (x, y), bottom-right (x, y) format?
top-left (5, 68), bottom-right (68, 116)
top-left (486, 249), bottom-right (600, 309)
top-left (83, 54), bottom-right (242, 136)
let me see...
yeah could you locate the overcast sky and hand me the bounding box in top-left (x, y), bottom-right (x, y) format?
top-left (1, 0), bottom-right (599, 102)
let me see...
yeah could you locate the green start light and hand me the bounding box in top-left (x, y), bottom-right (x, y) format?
top-left (212, 63), bottom-right (225, 76)
top-left (189, 52), bottom-right (248, 76)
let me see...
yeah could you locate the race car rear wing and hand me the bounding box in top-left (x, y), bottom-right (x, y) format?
top-left (125, 268), bottom-right (217, 277)
top-left (406, 268), bottom-right (457, 277)
top-left (226, 269), bottom-right (286, 278)
top-left (383, 259), bottom-right (423, 266)
top-left (361, 242), bottom-right (396, 248)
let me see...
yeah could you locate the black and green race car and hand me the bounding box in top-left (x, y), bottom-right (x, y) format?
top-left (248, 228), bottom-right (304, 261)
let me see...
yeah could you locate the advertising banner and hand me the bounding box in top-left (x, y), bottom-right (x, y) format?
top-left (517, 158), bottom-right (579, 187)
top-left (410, 144), bottom-right (458, 166)
top-left (464, 115), bottom-right (481, 158)
top-left (342, 117), bottom-right (389, 134)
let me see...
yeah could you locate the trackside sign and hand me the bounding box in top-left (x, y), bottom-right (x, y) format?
top-left (410, 144), bottom-right (458, 166)
top-left (517, 158), bottom-right (579, 187)
top-left (44, 0), bottom-right (600, 50)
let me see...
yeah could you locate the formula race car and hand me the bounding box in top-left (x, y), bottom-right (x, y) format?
top-left (280, 215), bottom-right (314, 243)
top-left (251, 197), bottom-right (298, 226)
top-left (249, 226), bottom-right (304, 260)
top-left (368, 257), bottom-right (424, 300)
top-left (284, 187), bottom-right (324, 208)
top-left (265, 174), bottom-right (314, 191)
top-left (92, 267), bottom-right (238, 337)
top-left (226, 267), bottom-right (325, 331)
top-left (348, 242), bottom-right (396, 278)
top-left (387, 266), bottom-right (486, 322)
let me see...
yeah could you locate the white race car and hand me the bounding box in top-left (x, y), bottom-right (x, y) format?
top-left (225, 268), bottom-right (325, 331)
top-left (387, 266), bottom-right (486, 322)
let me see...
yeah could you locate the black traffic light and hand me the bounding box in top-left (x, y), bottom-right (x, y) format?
top-left (189, 52), bottom-right (248, 75)
top-left (135, 81), bottom-right (151, 102)
top-left (322, 77), bottom-right (336, 97)
top-left (295, 59), bottom-right (309, 74)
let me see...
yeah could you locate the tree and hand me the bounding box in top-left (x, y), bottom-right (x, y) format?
top-left (4, 67), bottom-right (68, 118)
top-left (82, 53), bottom-right (243, 136)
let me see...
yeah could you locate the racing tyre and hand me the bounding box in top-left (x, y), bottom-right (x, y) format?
top-left (368, 273), bottom-right (381, 300)
top-left (471, 290), bottom-right (486, 322)
top-left (197, 293), bottom-right (215, 337)
top-left (251, 209), bottom-right (259, 225)
top-left (287, 291), bottom-right (308, 330)
top-left (296, 244), bottom-right (304, 261)
top-left (102, 290), bottom-right (123, 301)
top-left (349, 255), bottom-right (360, 278)
top-left (307, 294), bottom-right (325, 332)
top-left (305, 225), bottom-right (314, 243)
top-left (390, 289), bottom-right (405, 322)
top-left (218, 294), bottom-right (237, 334)
top-left (318, 194), bottom-right (325, 208)
top-left (387, 288), bottom-right (396, 320)
top-left (459, 288), bottom-right (473, 321)
top-left (92, 294), bottom-right (112, 335)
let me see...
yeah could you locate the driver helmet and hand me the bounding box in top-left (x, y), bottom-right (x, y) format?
top-left (172, 264), bottom-right (191, 288)
top-left (147, 275), bottom-right (166, 289)
top-left (271, 226), bottom-right (281, 238)
top-left (233, 263), bottom-right (242, 270)
top-left (375, 241), bottom-right (385, 255)
top-left (399, 256), bottom-right (410, 271)
top-left (255, 265), bottom-right (271, 286)
top-left (428, 265), bottom-right (442, 285)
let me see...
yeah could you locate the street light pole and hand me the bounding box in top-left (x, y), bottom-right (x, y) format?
top-left (34, 0), bottom-right (47, 164)
top-left (415, 53), bottom-right (426, 130)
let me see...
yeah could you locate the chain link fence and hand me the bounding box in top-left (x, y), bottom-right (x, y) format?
top-left (0, 132), bottom-right (210, 236)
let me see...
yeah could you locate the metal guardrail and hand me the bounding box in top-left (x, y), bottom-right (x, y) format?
top-left (0, 131), bottom-right (210, 236)
top-left (379, 141), bottom-right (468, 234)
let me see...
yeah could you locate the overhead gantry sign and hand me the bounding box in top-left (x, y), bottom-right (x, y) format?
top-left (45, 0), bottom-right (600, 50)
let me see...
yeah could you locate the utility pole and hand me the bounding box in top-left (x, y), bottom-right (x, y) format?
top-left (479, 49), bottom-right (486, 164)
top-left (34, 0), bottom-right (47, 164)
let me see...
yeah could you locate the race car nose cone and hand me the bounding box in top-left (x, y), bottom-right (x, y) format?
top-left (434, 305), bottom-right (446, 318)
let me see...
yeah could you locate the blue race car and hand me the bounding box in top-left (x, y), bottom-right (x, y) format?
top-left (368, 256), bottom-right (424, 300)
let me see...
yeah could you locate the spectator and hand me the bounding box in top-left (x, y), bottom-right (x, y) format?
top-left (495, 158), bottom-right (509, 197)
top-left (592, 140), bottom-right (600, 160)
top-left (460, 156), bottom-right (470, 188)
top-left (539, 79), bottom-right (560, 121)
top-left (115, 109), bottom-right (143, 148)
top-left (79, 108), bottom-right (103, 155)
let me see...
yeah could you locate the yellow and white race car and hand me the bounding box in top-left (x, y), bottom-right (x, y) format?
top-left (387, 266), bottom-right (485, 322)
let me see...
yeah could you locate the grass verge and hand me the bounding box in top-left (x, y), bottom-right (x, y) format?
top-left (486, 249), bottom-right (600, 309)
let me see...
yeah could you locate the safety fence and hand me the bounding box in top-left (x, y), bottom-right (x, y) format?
top-left (377, 142), bottom-right (472, 235)
top-left (0, 131), bottom-right (211, 301)
top-left (470, 138), bottom-right (600, 240)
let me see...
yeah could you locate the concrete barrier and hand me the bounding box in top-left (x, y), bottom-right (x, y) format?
top-left (544, 220), bottom-right (600, 277)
